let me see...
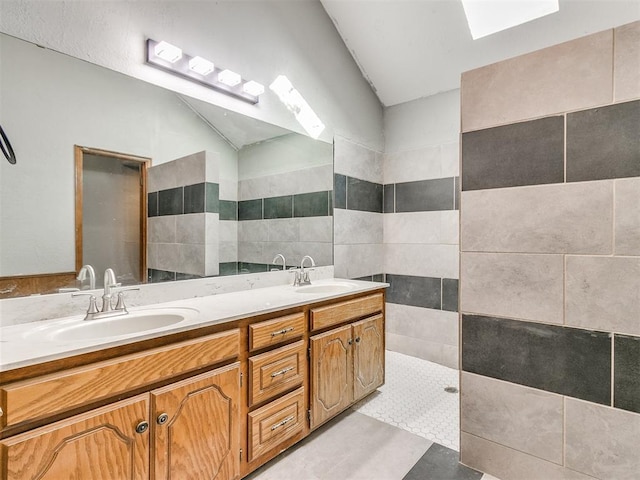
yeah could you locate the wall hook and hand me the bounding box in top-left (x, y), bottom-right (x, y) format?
top-left (0, 124), bottom-right (17, 164)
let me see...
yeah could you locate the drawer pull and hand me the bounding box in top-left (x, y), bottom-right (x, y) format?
top-left (270, 415), bottom-right (295, 431)
top-left (271, 327), bottom-right (294, 337)
top-left (270, 366), bottom-right (295, 378)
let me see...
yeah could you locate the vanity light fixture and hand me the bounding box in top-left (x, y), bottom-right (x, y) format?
top-left (218, 69), bottom-right (241, 87)
top-left (269, 75), bottom-right (325, 139)
top-left (188, 56), bottom-right (214, 76)
top-left (145, 38), bottom-right (262, 104)
top-left (154, 41), bottom-right (182, 63)
top-left (243, 80), bottom-right (265, 97)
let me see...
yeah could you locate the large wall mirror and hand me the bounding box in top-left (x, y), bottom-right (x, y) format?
top-left (0, 33), bottom-right (333, 298)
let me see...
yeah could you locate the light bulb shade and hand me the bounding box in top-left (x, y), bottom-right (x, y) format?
top-left (242, 81), bottom-right (265, 96)
top-left (218, 69), bottom-right (241, 87)
top-left (145, 39), bottom-right (259, 104)
top-left (154, 41), bottom-right (182, 63)
top-left (189, 56), bottom-right (214, 76)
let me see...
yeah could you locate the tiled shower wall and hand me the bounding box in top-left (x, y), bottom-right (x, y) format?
top-left (333, 136), bottom-right (384, 280)
top-left (459, 22), bottom-right (640, 480)
top-left (147, 151), bottom-right (219, 281)
top-left (334, 93), bottom-right (461, 368)
top-left (236, 135), bottom-right (333, 274)
top-left (383, 91), bottom-right (461, 369)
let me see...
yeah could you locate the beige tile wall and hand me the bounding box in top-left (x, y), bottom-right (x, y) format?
top-left (461, 29), bottom-right (613, 133)
top-left (460, 253), bottom-right (564, 324)
top-left (460, 20), bottom-right (640, 480)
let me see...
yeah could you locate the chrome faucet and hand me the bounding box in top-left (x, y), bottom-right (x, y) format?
top-left (272, 254), bottom-right (287, 271)
top-left (76, 264), bottom-right (96, 290)
top-left (73, 268), bottom-right (139, 320)
top-left (102, 268), bottom-right (119, 312)
top-left (294, 255), bottom-right (315, 286)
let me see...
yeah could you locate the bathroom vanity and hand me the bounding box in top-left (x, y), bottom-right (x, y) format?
top-left (0, 281), bottom-right (386, 479)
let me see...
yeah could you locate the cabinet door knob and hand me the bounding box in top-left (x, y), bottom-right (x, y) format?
top-left (355, 336), bottom-right (361, 344)
top-left (348, 338), bottom-right (354, 345)
top-left (157, 413), bottom-right (169, 425)
top-left (135, 421), bottom-right (149, 434)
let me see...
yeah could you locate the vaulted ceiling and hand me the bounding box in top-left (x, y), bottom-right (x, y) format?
top-left (320, 0), bottom-right (640, 107)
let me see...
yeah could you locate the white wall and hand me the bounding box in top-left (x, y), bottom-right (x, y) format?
top-left (238, 133), bottom-right (333, 181)
top-left (0, 34), bottom-right (237, 276)
top-left (0, 0), bottom-right (383, 150)
top-left (384, 89), bottom-right (460, 154)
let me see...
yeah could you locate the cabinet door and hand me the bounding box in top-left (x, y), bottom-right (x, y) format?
top-left (310, 324), bottom-right (353, 429)
top-left (352, 314), bottom-right (385, 402)
top-left (151, 362), bottom-right (240, 480)
top-left (0, 395), bottom-right (149, 480)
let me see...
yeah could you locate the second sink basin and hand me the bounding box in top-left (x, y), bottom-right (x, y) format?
top-left (22, 308), bottom-right (198, 342)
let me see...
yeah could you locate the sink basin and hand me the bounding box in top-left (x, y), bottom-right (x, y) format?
top-left (295, 282), bottom-right (357, 294)
top-left (22, 308), bottom-right (198, 342)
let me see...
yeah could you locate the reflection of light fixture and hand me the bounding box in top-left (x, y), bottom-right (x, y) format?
top-left (243, 80), bottom-right (265, 97)
top-left (145, 39), bottom-right (262, 104)
top-left (154, 41), bottom-right (182, 63)
top-left (188, 56), bottom-right (214, 76)
top-left (270, 75), bottom-right (325, 139)
top-left (461, 0), bottom-right (559, 40)
top-left (218, 69), bottom-right (241, 87)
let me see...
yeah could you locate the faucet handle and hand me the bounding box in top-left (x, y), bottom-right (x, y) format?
top-left (288, 267), bottom-right (301, 286)
top-left (72, 293), bottom-right (100, 315)
top-left (113, 286), bottom-right (140, 311)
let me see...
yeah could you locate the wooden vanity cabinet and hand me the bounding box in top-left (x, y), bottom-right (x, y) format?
top-left (0, 288), bottom-right (386, 480)
top-left (0, 394), bottom-right (150, 480)
top-left (309, 295), bottom-right (384, 430)
top-left (0, 362), bottom-right (242, 480)
top-left (151, 362), bottom-right (241, 480)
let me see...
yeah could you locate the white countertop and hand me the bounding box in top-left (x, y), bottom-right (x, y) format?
top-left (0, 279), bottom-right (387, 373)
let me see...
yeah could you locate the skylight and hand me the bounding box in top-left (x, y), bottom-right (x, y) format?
top-left (461, 0), bottom-right (560, 40)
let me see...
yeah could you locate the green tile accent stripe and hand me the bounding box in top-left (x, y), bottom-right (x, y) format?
top-left (462, 314), bottom-right (612, 405)
top-left (567, 100), bottom-right (640, 182)
top-left (614, 334), bottom-right (640, 414)
top-left (236, 190), bottom-right (333, 220)
top-left (462, 116), bottom-right (564, 191)
top-left (149, 182), bottom-right (219, 216)
top-left (383, 274), bottom-right (458, 312)
top-left (219, 200), bottom-right (238, 221)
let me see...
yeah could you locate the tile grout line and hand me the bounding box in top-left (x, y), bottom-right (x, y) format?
top-left (611, 335), bottom-right (615, 408)
top-left (562, 395), bottom-right (566, 468)
top-left (563, 113), bottom-right (567, 183)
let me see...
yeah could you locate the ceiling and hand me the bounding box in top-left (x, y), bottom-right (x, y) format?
top-left (320, 0), bottom-right (640, 107)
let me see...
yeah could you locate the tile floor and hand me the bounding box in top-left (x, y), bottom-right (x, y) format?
top-left (248, 351), bottom-right (500, 480)
top-left (354, 350), bottom-right (460, 450)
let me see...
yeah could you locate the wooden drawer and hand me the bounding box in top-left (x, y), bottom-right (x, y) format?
top-left (0, 329), bottom-right (240, 429)
top-left (248, 387), bottom-right (305, 462)
top-left (249, 340), bottom-right (305, 406)
top-left (249, 313), bottom-right (305, 352)
top-left (310, 293), bottom-right (383, 331)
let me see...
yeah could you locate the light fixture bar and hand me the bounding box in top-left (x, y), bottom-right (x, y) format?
top-left (145, 38), bottom-right (260, 104)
